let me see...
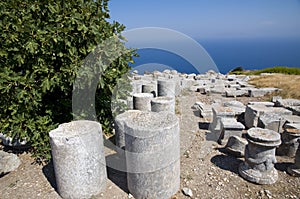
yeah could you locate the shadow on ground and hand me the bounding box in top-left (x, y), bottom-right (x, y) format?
top-left (106, 165), bottom-right (129, 193)
top-left (199, 122), bottom-right (210, 130)
top-left (42, 160), bottom-right (57, 191)
top-left (275, 162), bottom-right (293, 173)
top-left (211, 153), bottom-right (243, 175)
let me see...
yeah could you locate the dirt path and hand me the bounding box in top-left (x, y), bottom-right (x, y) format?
top-left (1, 91), bottom-right (300, 199)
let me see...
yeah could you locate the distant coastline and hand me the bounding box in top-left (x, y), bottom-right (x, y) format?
top-left (130, 37), bottom-right (300, 74)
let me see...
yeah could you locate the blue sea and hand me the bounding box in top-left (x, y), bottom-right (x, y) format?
top-left (130, 37), bottom-right (300, 74)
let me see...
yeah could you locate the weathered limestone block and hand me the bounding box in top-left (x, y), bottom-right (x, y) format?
top-left (277, 128), bottom-right (300, 157)
top-left (114, 110), bottom-right (141, 149)
top-left (248, 101), bottom-right (274, 107)
top-left (223, 101), bottom-right (246, 116)
top-left (151, 96), bottom-right (175, 113)
top-left (125, 112), bottom-right (180, 199)
top-left (288, 140), bottom-right (300, 177)
top-left (225, 89), bottom-right (248, 97)
top-left (248, 88), bottom-right (279, 97)
top-left (210, 106), bottom-right (235, 132)
top-left (272, 96), bottom-right (282, 103)
top-left (141, 74), bottom-right (155, 82)
top-left (218, 118), bottom-right (245, 145)
top-left (193, 102), bottom-right (213, 120)
top-left (142, 81), bottom-right (157, 97)
top-left (210, 84), bottom-right (226, 94)
top-left (225, 136), bottom-right (248, 157)
top-left (239, 128), bottom-right (281, 184)
top-left (0, 151), bottom-right (21, 175)
top-left (237, 81), bottom-right (253, 88)
top-left (287, 106), bottom-right (300, 116)
top-left (275, 98), bottom-right (300, 107)
top-left (131, 80), bottom-right (143, 94)
top-left (282, 115), bottom-right (300, 128)
top-left (227, 74), bottom-right (237, 81)
top-left (228, 84), bottom-right (240, 89)
top-left (49, 120), bottom-right (107, 199)
top-left (244, 105), bottom-right (292, 129)
top-left (196, 87), bottom-right (207, 94)
top-left (284, 123), bottom-right (300, 130)
top-left (133, 93), bottom-right (154, 111)
top-left (181, 79), bottom-right (195, 89)
top-left (157, 79), bottom-right (176, 98)
top-left (257, 113), bottom-right (286, 133)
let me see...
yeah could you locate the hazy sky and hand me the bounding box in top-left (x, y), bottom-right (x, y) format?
top-left (108, 0), bottom-right (300, 39)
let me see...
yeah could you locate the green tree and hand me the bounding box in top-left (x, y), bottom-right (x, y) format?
top-left (0, 0), bottom-right (134, 162)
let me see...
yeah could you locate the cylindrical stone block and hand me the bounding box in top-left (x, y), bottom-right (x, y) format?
top-left (114, 110), bottom-right (141, 149)
top-left (151, 96), bottom-right (175, 113)
top-left (131, 81), bottom-right (143, 94)
top-left (157, 79), bottom-right (176, 98)
top-left (124, 112), bottom-right (180, 199)
top-left (133, 93), bottom-right (153, 111)
top-left (239, 128), bottom-right (281, 184)
top-left (49, 120), bottom-right (107, 199)
top-left (142, 82), bottom-right (157, 97)
top-left (277, 128), bottom-right (300, 157)
top-left (288, 139), bottom-right (300, 176)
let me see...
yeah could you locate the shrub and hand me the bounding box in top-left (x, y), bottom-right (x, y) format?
top-left (252, 66), bottom-right (300, 75)
top-left (229, 66), bottom-right (244, 74)
top-left (0, 0), bottom-right (135, 162)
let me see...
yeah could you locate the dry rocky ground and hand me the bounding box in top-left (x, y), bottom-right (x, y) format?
top-left (1, 89), bottom-right (300, 199)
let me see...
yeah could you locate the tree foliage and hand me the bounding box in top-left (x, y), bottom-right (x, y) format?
top-left (0, 0), bottom-right (134, 162)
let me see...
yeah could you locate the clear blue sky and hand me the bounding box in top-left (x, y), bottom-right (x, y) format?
top-left (108, 0), bottom-right (300, 39)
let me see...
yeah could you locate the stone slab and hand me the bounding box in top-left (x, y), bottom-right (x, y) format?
top-left (245, 105), bottom-right (292, 129)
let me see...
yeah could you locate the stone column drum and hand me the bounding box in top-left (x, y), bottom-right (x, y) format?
top-left (239, 128), bottom-right (281, 184)
top-left (133, 93), bottom-right (154, 111)
top-left (142, 82), bottom-right (157, 97)
top-left (151, 96), bottom-right (175, 113)
top-left (114, 110), bottom-right (141, 149)
top-left (49, 120), bottom-right (107, 199)
top-left (125, 112), bottom-right (180, 199)
top-left (288, 139), bottom-right (300, 177)
top-left (277, 128), bottom-right (300, 157)
top-left (157, 79), bottom-right (176, 98)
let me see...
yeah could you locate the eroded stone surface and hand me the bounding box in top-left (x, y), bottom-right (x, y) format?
top-left (245, 105), bottom-right (292, 129)
top-left (239, 128), bottom-right (281, 185)
top-left (288, 139), bottom-right (300, 177)
top-left (210, 106), bottom-right (235, 132)
top-left (277, 128), bottom-right (300, 157)
top-left (157, 79), bottom-right (176, 98)
top-left (218, 118), bottom-right (245, 145)
top-left (0, 151), bottom-right (21, 175)
top-left (133, 93), bottom-right (154, 111)
top-left (49, 120), bottom-right (107, 199)
top-left (225, 136), bottom-right (248, 157)
top-left (151, 96), bottom-right (175, 113)
top-left (114, 110), bottom-right (141, 149)
top-left (257, 113), bottom-right (286, 133)
top-left (124, 111), bottom-right (180, 199)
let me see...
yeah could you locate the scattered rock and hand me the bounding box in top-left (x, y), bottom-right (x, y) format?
top-left (0, 150), bottom-right (21, 175)
top-left (182, 187), bottom-right (193, 197)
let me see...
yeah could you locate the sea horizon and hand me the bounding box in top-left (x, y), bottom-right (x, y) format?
top-left (130, 37), bottom-right (300, 74)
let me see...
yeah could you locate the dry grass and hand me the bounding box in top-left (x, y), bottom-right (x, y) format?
top-left (249, 74), bottom-right (300, 100)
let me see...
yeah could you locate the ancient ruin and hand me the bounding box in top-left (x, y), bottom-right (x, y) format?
top-left (288, 139), bottom-right (300, 177)
top-left (124, 111), bottom-right (180, 199)
top-left (49, 120), bottom-right (107, 199)
top-left (239, 128), bottom-right (281, 184)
